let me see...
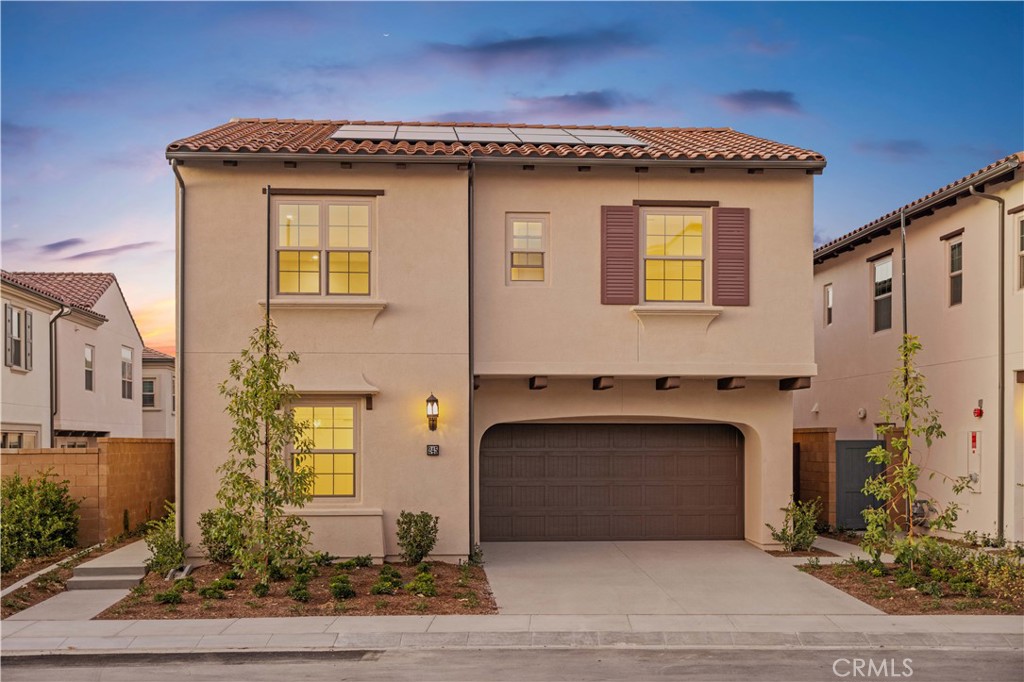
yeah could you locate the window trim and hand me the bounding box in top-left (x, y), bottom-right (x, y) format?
top-left (948, 238), bottom-right (963, 307)
top-left (640, 207), bottom-right (709, 304)
top-left (823, 283), bottom-right (834, 327)
top-left (84, 345), bottom-right (95, 392)
top-left (272, 197), bottom-right (376, 298)
top-left (291, 399), bottom-right (360, 499)
top-left (121, 346), bottom-right (134, 400)
top-left (142, 376), bottom-right (158, 410)
top-left (872, 256), bottom-right (893, 333)
top-left (1018, 219), bottom-right (1023, 290)
top-left (505, 212), bottom-right (550, 285)
top-left (5, 304), bottom-right (31, 371)
top-left (1, 425), bottom-right (40, 449)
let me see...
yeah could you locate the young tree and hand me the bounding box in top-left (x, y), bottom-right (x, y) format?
top-left (861, 335), bottom-right (969, 565)
top-left (213, 319), bottom-right (316, 589)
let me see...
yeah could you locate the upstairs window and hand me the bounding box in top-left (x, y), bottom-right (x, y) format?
top-left (643, 210), bottom-right (705, 302)
top-left (121, 347), bottom-right (133, 399)
top-left (84, 345), bottom-right (94, 391)
top-left (949, 239), bottom-right (963, 306)
top-left (872, 257), bottom-right (893, 332)
top-left (507, 214), bottom-right (548, 283)
top-left (142, 377), bottom-right (156, 408)
top-left (275, 199), bottom-right (372, 296)
top-left (824, 284), bottom-right (833, 326)
top-left (4, 304), bottom-right (32, 371)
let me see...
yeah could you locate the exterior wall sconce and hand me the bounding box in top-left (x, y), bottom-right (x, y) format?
top-left (426, 393), bottom-right (439, 431)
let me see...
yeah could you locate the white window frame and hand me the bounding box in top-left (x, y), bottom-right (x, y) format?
top-left (5, 304), bottom-right (31, 371)
top-left (1, 425), bottom-right (40, 449)
top-left (84, 345), bottom-right (95, 391)
top-left (824, 283), bottom-right (834, 327)
top-left (142, 376), bottom-right (158, 410)
top-left (641, 207), bottom-right (709, 304)
top-left (272, 197), bottom-right (376, 297)
top-left (1018, 219), bottom-right (1023, 290)
top-left (948, 238), bottom-right (963, 306)
top-left (121, 347), bottom-right (134, 400)
top-left (505, 213), bottom-right (550, 285)
top-left (872, 256), bottom-right (893, 333)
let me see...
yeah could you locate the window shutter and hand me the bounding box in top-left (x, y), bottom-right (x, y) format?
top-left (712, 207), bottom-right (750, 306)
top-left (4, 304), bottom-right (11, 367)
top-left (601, 205), bottom-right (639, 305)
top-left (24, 311), bottom-right (33, 371)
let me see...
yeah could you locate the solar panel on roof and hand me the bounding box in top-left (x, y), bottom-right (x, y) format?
top-left (330, 125), bottom-right (397, 141)
top-left (394, 126), bottom-right (459, 142)
top-left (510, 129), bottom-right (585, 145)
top-left (572, 132), bottom-right (650, 146)
top-left (454, 127), bottom-right (520, 143)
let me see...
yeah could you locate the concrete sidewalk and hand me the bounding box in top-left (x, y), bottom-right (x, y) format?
top-left (2, 614), bottom-right (1020, 655)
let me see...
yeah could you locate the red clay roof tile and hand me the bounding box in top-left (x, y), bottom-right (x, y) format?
top-left (3, 271), bottom-right (115, 312)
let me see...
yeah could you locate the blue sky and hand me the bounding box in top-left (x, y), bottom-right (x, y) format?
top-left (2, 1), bottom-right (1021, 353)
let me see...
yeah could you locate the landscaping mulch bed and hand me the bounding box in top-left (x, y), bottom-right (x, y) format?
top-left (97, 561), bottom-right (497, 619)
top-left (800, 562), bottom-right (1023, 615)
top-left (766, 547), bottom-right (837, 558)
top-left (819, 531), bottom-right (863, 547)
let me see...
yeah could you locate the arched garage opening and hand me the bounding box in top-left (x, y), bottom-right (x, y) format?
top-left (480, 422), bottom-right (745, 541)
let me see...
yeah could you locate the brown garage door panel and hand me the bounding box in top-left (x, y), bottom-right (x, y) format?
top-left (480, 424), bottom-right (744, 541)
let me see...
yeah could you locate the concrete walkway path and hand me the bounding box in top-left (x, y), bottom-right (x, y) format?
top-left (483, 541), bottom-right (881, 615)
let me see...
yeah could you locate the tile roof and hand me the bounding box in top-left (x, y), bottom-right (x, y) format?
top-left (167, 119), bottom-right (825, 164)
top-left (142, 347), bottom-right (175, 362)
top-left (3, 271), bottom-right (115, 314)
top-left (814, 152), bottom-right (1024, 263)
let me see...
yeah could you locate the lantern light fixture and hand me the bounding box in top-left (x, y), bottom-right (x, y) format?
top-left (426, 394), bottom-right (439, 431)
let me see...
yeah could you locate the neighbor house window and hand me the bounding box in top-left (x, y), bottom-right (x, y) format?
top-left (121, 347), bottom-right (133, 399)
top-left (4, 304), bottom-right (32, 370)
top-left (142, 377), bottom-right (156, 408)
top-left (1, 429), bottom-right (38, 449)
top-left (824, 284), bottom-right (834, 326)
top-left (507, 214), bottom-right (548, 283)
top-left (84, 345), bottom-right (94, 391)
top-left (275, 199), bottom-right (372, 296)
top-left (171, 376), bottom-right (176, 413)
top-left (872, 257), bottom-right (893, 332)
top-left (643, 210), bottom-right (705, 302)
top-left (949, 239), bottom-right (963, 306)
top-left (292, 404), bottom-right (356, 497)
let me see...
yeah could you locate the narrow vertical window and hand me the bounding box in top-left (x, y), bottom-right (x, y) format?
top-left (872, 257), bottom-right (893, 332)
top-left (171, 376), bottom-right (176, 413)
top-left (121, 347), bottom-right (133, 399)
top-left (142, 378), bottom-right (156, 408)
top-left (327, 203), bottom-right (371, 294)
top-left (292, 404), bottom-right (357, 497)
top-left (9, 308), bottom-right (23, 367)
top-left (643, 210), bottom-right (705, 302)
top-left (507, 214), bottom-right (548, 283)
top-left (949, 240), bottom-right (963, 306)
top-left (277, 203), bottom-right (321, 294)
top-left (84, 345), bottom-right (94, 391)
top-left (824, 284), bottom-right (833, 326)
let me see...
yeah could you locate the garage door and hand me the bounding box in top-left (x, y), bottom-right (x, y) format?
top-left (480, 423), bottom-right (744, 541)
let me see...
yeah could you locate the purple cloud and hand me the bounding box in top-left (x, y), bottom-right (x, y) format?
top-left (1, 121), bottom-right (47, 154)
top-left (40, 238), bottom-right (86, 254)
top-left (853, 139), bottom-right (929, 160)
top-left (432, 90), bottom-right (644, 125)
top-left (62, 242), bottom-right (159, 261)
top-left (717, 89), bottom-right (802, 114)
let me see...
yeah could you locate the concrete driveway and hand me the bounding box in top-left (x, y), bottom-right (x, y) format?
top-left (482, 541), bottom-right (881, 615)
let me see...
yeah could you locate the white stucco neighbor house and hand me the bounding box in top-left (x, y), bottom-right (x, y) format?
top-left (142, 346), bottom-right (176, 439)
top-left (1, 271), bottom-right (145, 448)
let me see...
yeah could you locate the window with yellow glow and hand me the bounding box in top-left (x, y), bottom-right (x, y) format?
top-left (293, 405), bottom-right (356, 497)
top-left (275, 199), bottom-right (373, 296)
top-left (643, 211), bottom-right (704, 302)
top-left (507, 215), bottom-right (548, 283)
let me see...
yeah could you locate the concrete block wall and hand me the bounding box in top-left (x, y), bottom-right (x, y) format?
top-left (1, 438), bottom-right (174, 545)
top-left (793, 427), bottom-right (836, 527)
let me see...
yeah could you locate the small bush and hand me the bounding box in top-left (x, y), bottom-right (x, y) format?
top-left (198, 586), bottom-right (225, 599)
top-left (338, 555), bottom-right (374, 570)
top-left (396, 511), bottom-right (439, 565)
top-left (287, 582), bottom-right (310, 602)
top-left (145, 502), bottom-right (189, 575)
top-left (415, 562), bottom-right (431, 575)
top-left (251, 582), bottom-right (270, 597)
top-left (765, 497), bottom-right (820, 552)
top-left (468, 544), bottom-right (485, 567)
top-left (154, 590), bottom-right (183, 604)
top-left (209, 578), bottom-right (237, 591)
top-left (919, 581), bottom-right (944, 597)
top-left (804, 557), bottom-right (822, 570)
top-left (895, 571), bottom-right (918, 589)
top-left (198, 508), bottom-right (242, 564)
top-left (223, 567), bottom-right (243, 580)
top-left (1, 470), bottom-right (80, 572)
top-left (268, 562), bottom-right (288, 582)
top-left (310, 551), bottom-right (336, 566)
top-left (404, 572), bottom-right (437, 597)
top-left (330, 575), bottom-right (356, 600)
top-left (173, 576), bottom-right (196, 592)
top-left (370, 566), bottom-right (403, 595)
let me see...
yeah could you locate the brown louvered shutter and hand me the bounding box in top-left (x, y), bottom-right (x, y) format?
top-left (4, 304), bottom-right (12, 367)
top-left (712, 207), bottom-right (750, 306)
top-left (601, 206), bottom-right (639, 305)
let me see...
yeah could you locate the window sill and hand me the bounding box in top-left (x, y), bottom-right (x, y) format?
top-left (258, 298), bottom-right (388, 323)
top-left (629, 305), bottom-right (723, 332)
top-left (143, 407), bottom-right (160, 412)
top-left (6, 366), bottom-right (30, 375)
top-left (285, 505), bottom-right (382, 517)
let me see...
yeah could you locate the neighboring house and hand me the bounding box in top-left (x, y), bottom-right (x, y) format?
top-left (1, 271), bottom-right (144, 448)
top-left (167, 118), bottom-right (826, 559)
top-left (794, 153), bottom-right (1023, 543)
top-left (142, 347), bottom-right (176, 439)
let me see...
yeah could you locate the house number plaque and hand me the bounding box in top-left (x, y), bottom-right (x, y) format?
top-left (426, 445), bottom-right (440, 457)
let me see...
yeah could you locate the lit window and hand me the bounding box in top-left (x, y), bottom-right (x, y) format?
top-left (4, 304), bottom-right (32, 370)
top-left (949, 240), bottom-right (963, 306)
top-left (644, 210), bottom-right (704, 302)
top-left (292, 405), bottom-right (356, 497)
top-left (872, 257), bottom-right (893, 332)
top-left (121, 347), bottom-right (133, 399)
top-left (824, 284), bottom-right (833, 326)
top-left (507, 214), bottom-right (548, 283)
top-left (84, 345), bottom-right (94, 391)
top-left (275, 199), bottom-right (372, 296)
top-left (142, 378), bottom-right (156, 408)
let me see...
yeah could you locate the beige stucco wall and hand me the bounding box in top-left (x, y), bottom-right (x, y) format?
top-left (178, 161), bottom-right (470, 561)
top-left (142, 362), bottom-right (175, 439)
top-left (55, 284), bottom-right (143, 437)
top-left (1, 286), bottom-right (58, 447)
top-left (795, 178), bottom-right (1024, 541)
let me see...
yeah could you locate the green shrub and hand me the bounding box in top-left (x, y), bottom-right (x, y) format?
top-left (310, 551), bottom-right (335, 566)
top-left (145, 501), bottom-right (189, 576)
top-left (268, 562), bottom-right (288, 582)
top-left (154, 590), bottom-right (183, 604)
top-left (415, 562), bottom-right (431, 575)
top-left (370, 566), bottom-right (403, 595)
top-left (251, 582), bottom-right (270, 597)
top-left (404, 572), bottom-right (437, 597)
top-left (396, 511), bottom-right (439, 565)
top-left (209, 578), bottom-right (237, 591)
top-left (287, 582), bottom-right (310, 602)
top-left (0, 470), bottom-right (80, 571)
top-left (223, 567), bottom-right (243, 580)
top-left (919, 581), bottom-right (944, 597)
top-left (765, 497), bottom-right (820, 552)
top-left (173, 576), bottom-right (196, 593)
top-left (338, 555), bottom-right (373, 570)
top-left (198, 586), bottom-right (226, 599)
top-left (330, 575), bottom-right (356, 600)
top-left (895, 571), bottom-right (918, 589)
top-left (198, 508), bottom-right (243, 564)
top-left (468, 544), bottom-right (485, 567)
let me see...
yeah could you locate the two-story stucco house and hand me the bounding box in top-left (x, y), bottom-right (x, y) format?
top-left (1, 271), bottom-right (144, 448)
top-left (795, 153), bottom-right (1023, 543)
top-left (167, 119), bottom-right (826, 559)
top-left (142, 347), bottom-right (175, 439)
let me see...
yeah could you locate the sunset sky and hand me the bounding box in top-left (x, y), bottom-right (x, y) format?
top-left (2, 1), bottom-right (1021, 355)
